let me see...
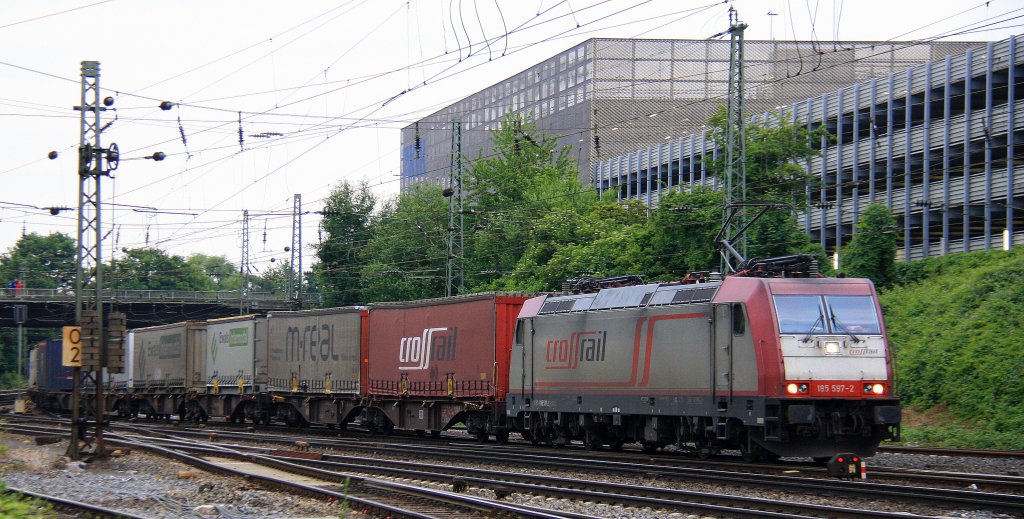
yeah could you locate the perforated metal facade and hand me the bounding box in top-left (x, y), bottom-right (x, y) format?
top-left (400, 38), bottom-right (974, 191)
top-left (594, 36), bottom-right (1023, 261)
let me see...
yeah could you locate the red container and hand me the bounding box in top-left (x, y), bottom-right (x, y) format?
top-left (364, 293), bottom-right (526, 400)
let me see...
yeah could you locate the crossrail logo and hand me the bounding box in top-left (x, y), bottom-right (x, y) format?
top-left (544, 330), bottom-right (608, 369)
top-left (398, 327), bottom-right (457, 371)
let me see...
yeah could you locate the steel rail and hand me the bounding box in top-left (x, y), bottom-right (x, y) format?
top-left (115, 432), bottom-right (936, 519)
top-left (3, 486), bottom-right (148, 519)
top-left (105, 433), bottom-right (578, 519)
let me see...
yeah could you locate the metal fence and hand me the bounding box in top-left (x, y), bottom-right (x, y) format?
top-left (0, 287), bottom-right (319, 305)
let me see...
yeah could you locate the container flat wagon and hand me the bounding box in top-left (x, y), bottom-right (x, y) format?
top-left (363, 293), bottom-right (527, 440)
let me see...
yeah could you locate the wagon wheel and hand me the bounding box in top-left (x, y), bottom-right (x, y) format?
top-left (739, 432), bottom-right (762, 463)
top-left (583, 430), bottom-right (602, 451)
top-left (495, 428), bottom-right (509, 445)
top-left (694, 437), bottom-right (715, 459)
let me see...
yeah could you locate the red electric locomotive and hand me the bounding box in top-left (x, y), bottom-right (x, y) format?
top-left (506, 256), bottom-right (901, 460)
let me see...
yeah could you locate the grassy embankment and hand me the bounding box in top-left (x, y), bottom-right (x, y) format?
top-left (881, 246), bottom-right (1024, 449)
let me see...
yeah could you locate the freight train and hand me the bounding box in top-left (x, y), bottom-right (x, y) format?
top-left (28, 262), bottom-right (901, 461)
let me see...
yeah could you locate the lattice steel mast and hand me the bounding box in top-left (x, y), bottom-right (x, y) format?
top-left (445, 118), bottom-right (464, 297)
top-left (290, 194), bottom-right (303, 307)
top-left (70, 61), bottom-right (127, 460)
top-left (240, 209), bottom-right (250, 314)
top-left (720, 7), bottom-right (749, 271)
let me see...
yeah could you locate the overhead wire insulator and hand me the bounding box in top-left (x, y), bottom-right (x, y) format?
top-left (177, 114), bottom-right (191, 159)
top-left (414, 122), bottom-right (421, 159)
top-left (238, 111), bottom-right (244, 151)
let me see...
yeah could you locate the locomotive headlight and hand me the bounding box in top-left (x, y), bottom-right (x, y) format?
top-left (787, 383), bottom-right (799, 394)
top-left (786, 383), bottom-right (810, 395)
top-left (822, 340), bottom-right (842, 355)
top-left (865, 383), bottom-right (885, 395)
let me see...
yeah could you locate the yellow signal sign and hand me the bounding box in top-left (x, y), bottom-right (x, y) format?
top-left (62, 326), bottom-right (82, 367)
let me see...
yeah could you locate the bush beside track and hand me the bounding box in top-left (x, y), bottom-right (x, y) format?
top-left (882, 246), bottom-right (1024, 450)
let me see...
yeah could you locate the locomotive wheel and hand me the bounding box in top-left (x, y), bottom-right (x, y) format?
top-left (739, 437), bottom-right (761, 463)
top-left (415, 429), bottom-right (426, 437)
top-left (495, 428), bottom-right (509, 444)
top-left (475, 430), bottom-right (488, 443)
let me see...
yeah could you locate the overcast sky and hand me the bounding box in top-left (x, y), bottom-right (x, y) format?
top-left (1, 0), bottom-right (1020, 277)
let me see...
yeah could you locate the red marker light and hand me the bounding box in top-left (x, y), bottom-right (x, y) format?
top-left (837, 457), bottom-right (845, 463)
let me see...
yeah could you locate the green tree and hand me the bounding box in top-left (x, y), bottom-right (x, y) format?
top-left (489, 200), bottom-right (648, 291)
top-left (109, 248), bottom-right (210, 291)
top-left (647, 188), bottom-right (724, 277)
top-left (0, 232), bottom-right (76, 290)
top-left (706, 108), bottom-right (828, 266)
top-left (249, 259), bottom-right (291, 293)
top-left (186, 254), bottom-right (240, 290)
top-left (465, 113), bottom-right (592, 290)
top-left (358, 185), bottom-right (448, 302)
top-left (314, 180), bottom-right (376, 306)
top-left (841, 203), bottom-right (898, 287)
top-left (0, 234), bottom-right (76, 383)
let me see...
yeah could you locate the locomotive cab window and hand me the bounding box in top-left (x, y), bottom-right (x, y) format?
top-left (514, 321), bottom-right (524, 346)
top-left (825, 296), bottom-right (881, 334)
top-left (731, 303), bottom-right (746, 335)
top-left (773, 295), bottom-right (881, 335)
top-left (773, 295), bottom-right (826, 334)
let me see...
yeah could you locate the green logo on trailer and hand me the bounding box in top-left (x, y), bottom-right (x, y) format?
top-left (210, 327), bottom-right (249, 363)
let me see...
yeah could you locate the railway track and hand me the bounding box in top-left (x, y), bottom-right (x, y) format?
top-left (0, 389), bottom-right (24, 407)
top-left (2, 486), bottom-right (147, 518)
top-left (5, 416), bottom-right (1024, 517)
top-left (1, 420), bottom-right (578, 518)
top-left (109, 432), bottom-right (598, 518)
top-left (109, 419), bottom-right (1024, 496)
top-left (112, 431), bottom-right (919, 518)
top-left (104, 421), bottom-right (1024, 516)
top-left (879, 445), bottom-right (1024, 459)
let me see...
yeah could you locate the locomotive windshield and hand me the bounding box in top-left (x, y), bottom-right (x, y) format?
top-left (773, 295), bottom-right (881, 335)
